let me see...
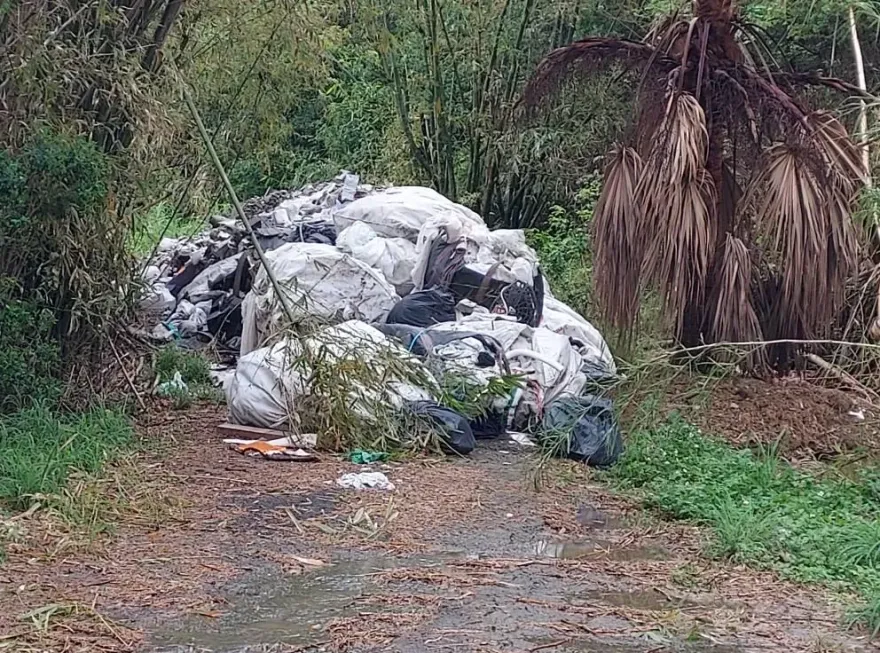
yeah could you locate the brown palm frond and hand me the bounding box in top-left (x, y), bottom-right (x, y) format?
top-left (806, 111), bottom-right (868, 186)
top-left (593, 146), bottom-right (644, 333)
top-left (710, 234), bottom-right (767, 369)
top-left (775, 72), bottom-right (876, 99)
top-left (696, 0), bottom-right (735, 23)
top-left (520, 38), bottom-right (676, 113)
top-left (726, 64), bottom-right (809, 131)
top-left (753, 144), bottom-right (858, 339)
top-left (639, 93), bottom-right (716, 332)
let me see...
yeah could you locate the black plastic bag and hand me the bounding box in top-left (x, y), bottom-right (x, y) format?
top-left (541, 395), bottom-right (623, 467)
top-left (470, 408), bottom-right (507, 440)
top-left (386, 289), bottom-right (456, 328)
top-left (407, 401), bottom-right (475, 455)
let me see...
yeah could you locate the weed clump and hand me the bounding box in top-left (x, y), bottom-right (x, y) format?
top-left (153, 345), bottom-right (221, 409)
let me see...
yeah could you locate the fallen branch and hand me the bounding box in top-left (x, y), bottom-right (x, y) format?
top-left (109, 338), bottom-right (147, 411)
top-left (805, 353), bottom-right (879, 401)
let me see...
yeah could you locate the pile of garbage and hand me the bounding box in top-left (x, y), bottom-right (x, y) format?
top-left (140, 173), bottom-right (623, 466)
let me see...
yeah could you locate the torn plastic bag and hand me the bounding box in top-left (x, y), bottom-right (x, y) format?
top-left (181, 253), bottom-right (246, 303)
top-left (540, 296), bottom-right (616, 378)
top-left (386, 289), bottom-right (456, 328)
top-left (241, 243), bottom-right (399, 356)
top-left (412, 213), bottom-right (491, 291)
top-left (541, 395), bottom-right (623, 468)
top-left (140, 283), bottom-right (176, 314)
top-left (429, 315), bottom-right (587, 409)
top-left (334, 186), bottom-right (484, 241)
top-left (406, 401), bottom-right (475, 455)
top-left (337, 221), bottom-right (417, 295)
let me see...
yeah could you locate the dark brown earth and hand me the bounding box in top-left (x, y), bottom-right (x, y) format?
top-left (0, 401), bottom-right (876, 653)
top-left (647, 374), bottom-right (879, 459)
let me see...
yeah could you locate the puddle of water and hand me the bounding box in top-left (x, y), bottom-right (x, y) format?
top-left (533, 539), bottom-right (669, 562)
top-left (147, 556), bottom-right (435, 653)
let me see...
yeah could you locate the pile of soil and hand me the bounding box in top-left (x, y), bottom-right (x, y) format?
top-left (671, 376), bottom-right (880, 459)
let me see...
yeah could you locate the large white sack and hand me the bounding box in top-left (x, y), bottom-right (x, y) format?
top-left (227, 321), bottom-right (434, 429)
top-left (541, 296), bottom-right (616, 376)
top-left (334, 186), bottom-right (485, 241)
top-left (337, 222), bottom-right (418, 296)
top-left (428, 315), bottom-right (587, 406)
top-left (227, 339), bottom-right (307, 429)
top-left (241, 243), bottom-right (399, 356)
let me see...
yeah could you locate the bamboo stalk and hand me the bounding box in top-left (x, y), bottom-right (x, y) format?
top-left (848, 5), bottom-right (871, 187)
top-left (177, 71), bottom-right (296, 326)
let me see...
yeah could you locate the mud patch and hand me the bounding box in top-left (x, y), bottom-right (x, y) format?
top-left (669, 376), bottom-right (879, 458)
top-left (534, 538), bottom-right (670, 562)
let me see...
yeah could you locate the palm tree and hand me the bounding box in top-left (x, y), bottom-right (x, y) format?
top-left (523, 0), bottom-right (870, 368)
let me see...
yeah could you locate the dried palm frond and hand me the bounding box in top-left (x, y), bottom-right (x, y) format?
top-left (593, 146), bottom-right (644, 332)
top-left (753, 144), bottom-right (858, 339)
top-left (639, 93), bottom-right (716, 331)
top-left (696, 0), bottom-right (736, 23)
top-left (710, 234), bottom-right (766, 368)
top-left (807, 112), bottom-right (868, 186)
top-left (520, 38), bottom-right (676, 113)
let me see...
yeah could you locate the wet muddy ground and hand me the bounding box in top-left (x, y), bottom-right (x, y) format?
top-left (0, 405), bottom-right (874, 652)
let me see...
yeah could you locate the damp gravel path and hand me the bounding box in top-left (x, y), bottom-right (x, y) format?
top-left (0, 406), bottom-right (872, 652)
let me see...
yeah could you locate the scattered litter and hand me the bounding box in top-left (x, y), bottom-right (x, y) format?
top-left (848, 408), bottom-right (866, 422)
top-left (289, 555), bottom-right (328, 568)
top-left (156, 371), bottom-right (187, 397)
top-left (218, 423), bottom-right (317, 449)
top-left (336, 472), bottom-right (396, 491)
top-left (510, 432), bottom-right (537, 447)
top-left (347, 450), bottom-right (390, 464)
top-left (234, 441), bottom-right (318, 462)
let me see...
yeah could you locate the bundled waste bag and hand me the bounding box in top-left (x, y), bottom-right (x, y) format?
top-left (406, 401), bottom-right (476, 455)
top-left (541, 394), bottom-right (623, 467)
top-left (386, 289), bottom-right (457, 328)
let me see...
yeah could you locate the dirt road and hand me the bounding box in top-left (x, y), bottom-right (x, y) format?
top-left (0, 405), bottom-right (872, 652)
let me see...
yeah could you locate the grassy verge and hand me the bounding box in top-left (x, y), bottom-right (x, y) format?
top-left (0, 405), bottom-right (134, 513)
top-left (607, 415), bottom-right (880, 629)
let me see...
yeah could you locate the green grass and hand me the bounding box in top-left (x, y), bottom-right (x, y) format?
top-left (607, 415), bottom-right (880, 613)
top-left (129, 202), bottom-right (205, 256)
top-left (154, 345), bottom-right (220, 410)
top-left (0, 405), bottom-right (134, 512)
top-left (155, 345), bottom-right (212, 386)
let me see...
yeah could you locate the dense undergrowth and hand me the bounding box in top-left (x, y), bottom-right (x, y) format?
top-left (608, 415), bottom-right (880, 630)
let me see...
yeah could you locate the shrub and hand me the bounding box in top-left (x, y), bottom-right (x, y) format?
top-left (0, 284), bottom-right (62, 413)
top-left (0, 130), bottom-right (130, 345)
top-left (528, 176), bottom-right (600, 316)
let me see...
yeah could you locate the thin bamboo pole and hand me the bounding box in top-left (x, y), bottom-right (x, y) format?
top-left (178, 72), bottom-right (296, 326)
